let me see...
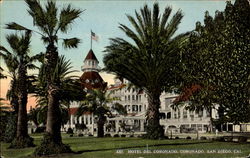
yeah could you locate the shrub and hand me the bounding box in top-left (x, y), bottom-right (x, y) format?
top-left (129, 135), bottom-right (134, 137)
top-left (66, 128), bottom-right (73, 134)
top-left (186, 136), bottom-right (192, 140)
top-left (9, 136), bottom-right (35, 149)
top-left (69, 134), bottom-right (73, 137)
top-left (200, 136), bottom-right (207, 140)
top-left (3, 114), bottom-right (16, 143)
top-left (121, 134), bottom-right (126, 137)
top-left (175, 136), bottom-right (179, 139)
top-left (214, 137), bottom-right (224, 141)
top-left (78, 134), bottom-right (83, 137)
top-left (238, 136), bottom-right (247, 143)
top-left (113, 134), bottom-right (119, 137)
top-left (104, 134), bottom-right (111, 137)
top-left (88, 134), bottom-right (93, 137)
top-left (223, 136), bottom-right (233, 142)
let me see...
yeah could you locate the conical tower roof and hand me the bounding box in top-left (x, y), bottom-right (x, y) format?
top-left (84, 49), bottom-right (98, 62)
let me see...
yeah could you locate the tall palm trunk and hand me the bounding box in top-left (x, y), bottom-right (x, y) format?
top-left (10, 62), bottom-right (34, 148)
top-left (46, 86), bottom-right (62, 143)
top-left (145, 91), bottom-right (164, 139)
top-left (45, 43), bottom-right (62, 143)
top-left (17, 64), bottom-right (28, 138)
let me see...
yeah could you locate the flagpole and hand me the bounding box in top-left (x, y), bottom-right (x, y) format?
top-left (90, 30), bottom-right (92, 49)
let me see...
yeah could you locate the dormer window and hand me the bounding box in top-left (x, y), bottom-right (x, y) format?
top-left (85, 79), bottom-right (89, 83)
top-left (95, 79), bottom-right (99, 83)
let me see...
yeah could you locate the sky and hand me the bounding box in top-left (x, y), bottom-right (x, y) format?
top-left (0, 0), bottom-right (228, 108)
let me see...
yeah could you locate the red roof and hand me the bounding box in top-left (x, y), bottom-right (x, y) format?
top-left (80, 71), bottom-right (107, 90)
top-left (174, 84), bottom-right (202, 103)
top-left (69, 107), bottom-right (92, 115)
top-left (84, 49), bottom-right (98, 62)
top-left (107, 84), bottom-right (126, 90)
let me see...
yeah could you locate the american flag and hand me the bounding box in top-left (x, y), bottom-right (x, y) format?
top-left (91, 31), bottom-right (99, 41)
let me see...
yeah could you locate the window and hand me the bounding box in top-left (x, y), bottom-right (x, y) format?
top-left (139, 105), bottom-right (142, 112)
top-left (132, 105), bottom-right (135, 112)
top-left (191, 124), bottom-right (196, 130)
top-left (128, 105), bottom-right (130, 112)
top-left (125, 96), bottom-right (127, 101)
top-left (85, 116), bottom-right (88, 125)
top-left (203, 125), bottom-right (208, 131)
top-left (92, 61), bottom-right (95, 66)
top-left (90, 116), bottom-right (92, 124)
top-left (197, 124), bottom-right (202, 131)
top-left (128, 95), bottom-right (130, 101)
top-left (132, 95), bottom-right (135, 100)
top-left (167, 112), bottom-right (171, 119)
top-left (198, 110), bottom-right (203, 117)
top-left (183, 109), bottom-right (187, 118)
top-left (136, 95), bottom-right (138, 101)
top-left (190, 111), bottom-right (194, 121)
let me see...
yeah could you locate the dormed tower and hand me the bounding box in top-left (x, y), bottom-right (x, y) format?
top-left (81, 49), bottom-right (100, 72)
top-left (80, 49), bottom-right (107, 90)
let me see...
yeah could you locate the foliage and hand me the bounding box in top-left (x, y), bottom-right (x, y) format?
top-left (3, 113), bottom-right (17, 143)
top-left (6, 0), bottom-right (83, 153)
top-left (9, 136), bottom-right (35, 149)
top-left (77, 89), bottom-right (125, 137)
top-left (177, 0), bottom-right (250, 125)
top-left (32, 56), bottom-right (85, 127)
top-left (103, 3), bottom-right (188, 139)
top-left (75, 123), bottom-right (87, 131)
top-left (66, 128), bottom-right (74, 134)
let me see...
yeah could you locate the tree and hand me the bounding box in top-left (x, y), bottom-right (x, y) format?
top-left (77, 89), bottom-right (126, 137)
top-left (33, 56), bottom-right (85, 126)
top-left (177, 0), bottom-right (250, 129)
top-left (103, 3), bottom-right (188, 139)
top-left (0, 31), bottom-right (42, 148)
top-left (6, 0), bottom-right (83, 154)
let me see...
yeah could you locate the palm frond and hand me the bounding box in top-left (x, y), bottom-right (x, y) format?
top-left (45, 0), bottom-right (58, 35)
top-left (29, 52), bottom-right (44, 63)
top-left (6, 34), bottom-right (20, 52)
top-left (57, 5), bottom-right (83, 33)
top-left (5, 22), bottom-right (31, 31)
top-left (25, 0), bottom-right (49, 35)
top-left (0, 46), bottom-right (11, 55)
top-left (62, 38), bottom-right (81, 49)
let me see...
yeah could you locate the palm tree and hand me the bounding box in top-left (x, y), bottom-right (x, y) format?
top-left (6, 0), bottom-right (83, 154)
top-left (33, 56), bottom-right (85, 129)
top-left (77, 89), bottom-right (126, 137)
top-left (0, 31), bottom-right (42, 148)
top-left (103, 3), bottom-right (189, 139)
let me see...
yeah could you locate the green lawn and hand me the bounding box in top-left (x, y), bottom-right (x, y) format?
top-left (1, 134), bottom-right (250, 158)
